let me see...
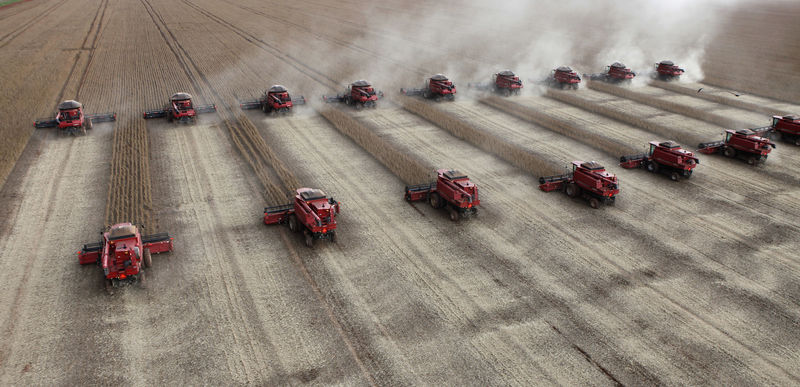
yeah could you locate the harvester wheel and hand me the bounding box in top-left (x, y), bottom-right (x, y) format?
top-left (793, 136), bottom-right (800, 146)
top-left (449, 209), bottom-right (459, 222)
top-left (355, 102), bottom-right (363, 110)
top-left (288, 215), bottom-right (299, 233)
top-left (139, 270), bottom-right (147, 288)
top-left (81, 126), bottom-right (87, 136)
top-left (86, 117), bottom-right (93, 130)
top-left (330, 231), bottom-right (337, 243)
top-left (304, 231), bottom-right (314, 247)
top-left (502, 88), bottom-right (511, 97)
top-left (104, 279), bottom-right (113, 292)
top-left (589, 198), bottom-right (599, 209)
top-left (143, 248), bottom-right (152, 268)
top-left (747, 157), bottom-right (756, 165)
top-left (647, 161), bottom-right (659, 173)
top-left (670, 171), bottom-right (680, 181)
top-left (684, 169), bottom-right (693, 178)
top-left (723, 147), bottom-right (736, 158)
top-left (565, 183), bottom-right (579, 198)
top-left (429, 192), bottom-right (442, 209)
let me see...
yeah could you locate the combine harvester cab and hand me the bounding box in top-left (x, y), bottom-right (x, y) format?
top-left (323, 80), bottom-right (383, 109)
top-left (468, 70), bottom-right (522, 96)
top-left (539, 161), bottom-right (619, 209)
top-left (404, 169), bottom-right (479, 221)
top-left (697, 129), bottom-right (775, 165)
top-left (769, 115), bottom-right (800, 146)
top-left (78, 223), bottom-right (174, 290)
top-left (239, 85), bottom-right (306, 115)
top-left (620, 141), bottom-right (699, 181)
top-left (143, 92), bottom-right (216, 123)
top-left (401, 74), bottom-right (457, 101)
top-left (264, 188), bottom-right (341, 247)
top-left (34, 100), bottom-right (116, 136)
top-left (549, 66), bottom-right (581, 89)
top-left (587, 62), bottom-right (636, 84)
top-left (654, 60), bottom-right (684, 81)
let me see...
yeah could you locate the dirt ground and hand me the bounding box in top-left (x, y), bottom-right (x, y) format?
top-left (1, 0), bottom-right (800, 385)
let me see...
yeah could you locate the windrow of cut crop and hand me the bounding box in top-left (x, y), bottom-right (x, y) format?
top-left (587, 80), bottom-right (748, 128)
top-left (480, 95), bottom-right (637, 157)
top-left (319, 108), bottom-right (432, 185)
top-left (649, 80), bottom-right (787, 116)
top-left (399, 97), bottom-right (562, 177)
top-left (545, 89), bottom-right (706, 147)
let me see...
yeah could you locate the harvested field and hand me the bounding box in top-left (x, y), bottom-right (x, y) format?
top-left (2, 0), bottom-right (800, 385)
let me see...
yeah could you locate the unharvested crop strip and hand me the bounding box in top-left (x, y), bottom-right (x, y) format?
top-left (399, 97), bottom-right (562, 177)
top-left (319, 108), bottom-right (432, 185)
top-left (481, 95), bottom-right (637, 157)
top-left (545, 89), bottom-right (706, 147)
top-left (587, 80), bottom-right (747, 128)
top-left (650, 80), bottom-right (788, 116)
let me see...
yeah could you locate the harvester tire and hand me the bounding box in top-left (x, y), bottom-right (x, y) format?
top-left (288, 215), bottom-right (299, 233)
top-left (81, 126), bottom-right (87, 136)
top-left (304, 231), bottom-right (314, 247)
top-left (143, 248), bottom-right (152, 268)
top-left (589, 198), bottom-right (599, 209)
top-left (566, 183), bottom-right (579, 198)
top-left (793, 136), bottom-right (800, 146)
top-left (684, 169), bottom-right (693, 178)
top-left (86, 117), bottom-right (93, 130)
top-left (670, 171), bottom-right (680, 181)
top-left (449, 209), bottom-right (459, 222)
top-left (724, 147), bottom-right (736, 158)
top-left (139, 270), bottom-right (147, 288)
top-left (502, 88), bottom-right (511, 97)
top-left (429, 192), bottom-right (443, 209)
top-left (330, 231), bottom-right (337, 243)
top-left (747, 157), bottom-right (756, 165)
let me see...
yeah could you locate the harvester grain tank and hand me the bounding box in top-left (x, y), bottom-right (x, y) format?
top-left (697, 129), bottom-right (775, 165)
top-left (323, 80), bottom-right (383, 109)
top-left (401, 74), bottom-right (457, 101)
top-left (239, 85), bottom-right (306, 114)
top-left (264, 188), bottom-right (341, 247)
top-left (539, 161), bottom-right (619, 208)
top-left (620, 141), bottom-right (699, 181)
top-left (78, 223), bottom-right (174, 289)
top-left (143, 92), bottom-right (216, 123)
top-left (405, 169), bottom-right (479, 221)
top-left (34, 100), bottom-right (116, 135)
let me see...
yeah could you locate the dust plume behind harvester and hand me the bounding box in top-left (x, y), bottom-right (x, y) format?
top-left (78, 223), bottom-right (174, 290)
top-left (34, 100), bottom-right (116, 136)
top-left (468, 70), bottom-right (523, 96)
top-left (323, 80), bottom-right (384, 109)
top-left (239, 85), bottom-right (306, 115)
top-left (697, 129), bottom-right (775, 165)
top-left (539, 161), bottom-right (619, 209)
top-left (620, 141), bottom-right (699, 181)
top-left (401, 74), bottom-right (457, 101)
top-left (264, 188), bottom-right (341, 247)
top-left (143, 92), bottom-right (216, 123)
top-left (405, 169), bottom-right (479, 221)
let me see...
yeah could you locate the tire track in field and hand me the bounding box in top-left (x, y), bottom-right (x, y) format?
top-left (0, 0), bottom-right (68, 48)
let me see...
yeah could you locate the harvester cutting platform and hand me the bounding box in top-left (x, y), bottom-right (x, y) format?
top-left (401, 74), bottom-right (457, 101)
top-left (586, 62), bottom-right (636, 83)
top-left (468, 70), bottom-right (523, 96)
top-left (78, 223), bottom-right (173, 289)
top-left (539, 161), bottom-right (619, 208)
top-left (239, 85), bottom-right (306, 114)
top-left (144, 92), bottom-right (216, 123)
top-left (405, 169), bottom-right (479, 221)
top-left (547, 66), bottom-right (581, 89)
top-left (323, 80), bottom-right (383, 109)
top-left (34, 100), bottom-right (116, 135)
top-left (264, 188), bottom-right (341, 247)
top-left (620, 141), bottom-right (699, 181)
top-left (697, 129), bottom-right (775, 165)
top-left (654, 60), bottom-right (684, 81)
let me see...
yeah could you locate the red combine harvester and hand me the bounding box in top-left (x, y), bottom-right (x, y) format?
top-left (323, 80), bottom-right (384, 109)
top-left (404, 169), bottom-right (479, 221)
top-left (239, 85), bottom-right (306, 114)
top-left (401, 74), bottom-right (457, 101)
top-left (34, 100), bottom-right (116, 135)
top-left (697, 129), bottom-right (775, 165)
top-left (548, 66), bottom-right (581, 89)
top-left (78, 223), bottom-right (173, 289)
top-left (143, 92), bottom-right (216, 123)
top-left (468, 70), bottom-right (523, 96)
top-left (264, 188), bottom-right (341, 247)
top-left (539, 161), bottom-right (619, 208)
top-left (620, 141), bottom-right (700, 181)
top-left (586, 62), bottom-right (636, 83)
top-left (655, 60), bottom-right (684, 81)
top-left (768, 115), bottom-right (800, 146)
